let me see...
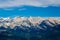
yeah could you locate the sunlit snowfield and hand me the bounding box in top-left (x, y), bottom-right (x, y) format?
top-left (0, 17), bottom-right (60, 40)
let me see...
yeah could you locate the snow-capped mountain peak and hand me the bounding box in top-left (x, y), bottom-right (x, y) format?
top-left (0, 17), bottom-right (60, 29)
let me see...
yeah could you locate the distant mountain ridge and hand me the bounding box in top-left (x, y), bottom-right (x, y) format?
top-left (0, 16), bottom-right (60, 29)
top-left (0, 17), bottom-right (60, 40)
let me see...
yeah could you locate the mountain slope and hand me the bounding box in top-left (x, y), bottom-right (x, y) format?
top-left (0, 17), bottom-right (60, 40)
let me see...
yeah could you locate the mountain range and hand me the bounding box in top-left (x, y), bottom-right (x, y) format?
top-left (0, 16), bottom-right (60, 40)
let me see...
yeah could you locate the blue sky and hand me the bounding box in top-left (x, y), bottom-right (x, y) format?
top-left (0, 0), bottom-right (60, 17)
